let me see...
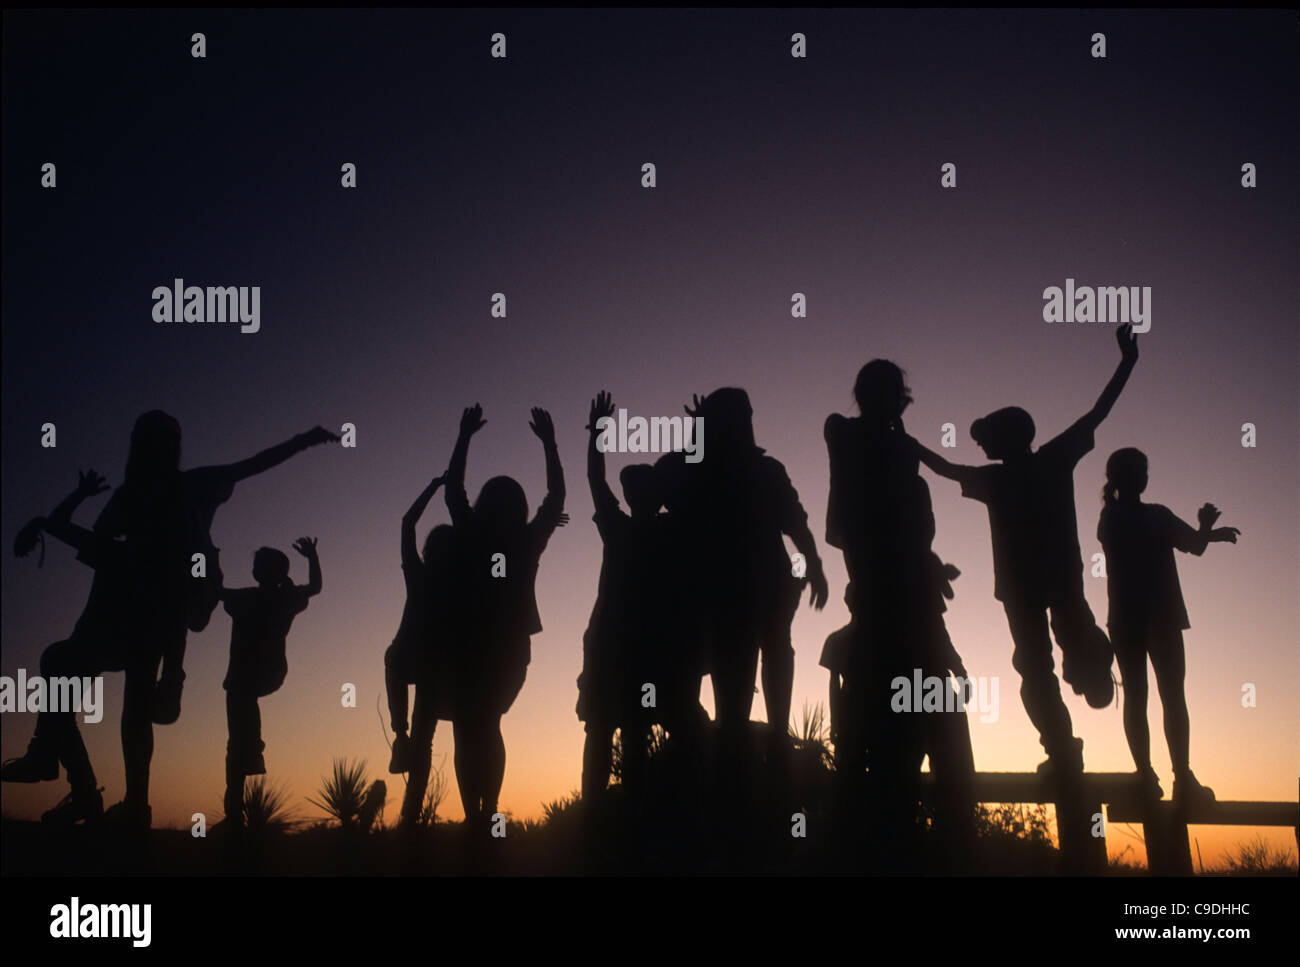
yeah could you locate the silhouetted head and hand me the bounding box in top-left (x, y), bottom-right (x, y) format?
top-left (697, 387), bottom-right (755, 452)
top-left (970, 407), bottom-right (1036, 460)
top-left (620, 463), bottom-right (662, 517)
top-left (252, 547), bottom-right (291, 587)
top-left (852, 360), bottom-right (913, 425)
top-left (422, 523), bottom-right (457, 581)
top-left (125, 410), bottom-right (182, 486)
top-left (474, 475), bottom-right (528, 536)
top-left (1103, 447), bottom-right (1148, 504)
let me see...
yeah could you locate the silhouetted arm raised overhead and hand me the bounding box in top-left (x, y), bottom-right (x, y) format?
top-left (294, 536), bottom-right (322, 596)
top-left (530, 407), bottom-right (566, 536)
top-left (586, 391), bottom-right (618, 513)
top-left (401, 474), bottom-right (445, 570)
top-left (1073, 323), bottom-right (1139, 436)
top-left (446, 404), bottom-right (486, 528)
top-left (218, 426), bottom-right (341, 484)
top-left (25, 469), bottom-right (111, 558)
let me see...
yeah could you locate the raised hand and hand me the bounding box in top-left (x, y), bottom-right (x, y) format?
top-left (1212, 526), bottom-right (1241, 544)
top-left (529, 407), bottom-right (556, 445)
top-left (292, 536), bottom-right (319, 558)
top-left (76, 469), bottom-right (110, 499)
top-left (588, 391), bottom-right (615, 431)
top-left (684, 393), bottom-right (706, 418)
top-left (460, 404), bottom-right (487, 438)
top-left (1197, 502), bottom-right (1222, 530)
top-left (1117, 323), bottom-right (1139, 363)
top-left (556, 512), bottom-right (572, 528)
top-left (301, 426), bottom-right (342, 447)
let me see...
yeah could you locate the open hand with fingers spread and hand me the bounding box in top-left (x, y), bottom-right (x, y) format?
top-left (292, 536), bottom-right (319, 559)
top-left (460, 404), bottom-right (487, 438)
top-left (529, 407), bottom-right (556, 446)
top-left (588, 391), bottom-right (615, 432)
top-left (76, 469), bottom-right (110, 499)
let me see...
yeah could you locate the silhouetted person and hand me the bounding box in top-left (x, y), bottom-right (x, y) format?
top-left (1097, 447), bottom-right (1238, 807)
top-left (577, 392), bottom-right (696, 806)
top-left (219, 539), bottom-right (321, 827)
top-left (4, 411), bottom-right (339, 830)
top-left (4, 470), bottom-right (122, 823)
top-left (445, 404), bottom-right (565, 832)
top-left (384, 473), bottom-right (464, 826)
top-left (667, 388), bottom-right (827, 782)
top-left (911, 325), bottom-right (1139, 778)
top-left (825, 361), bottom-right (974, 863)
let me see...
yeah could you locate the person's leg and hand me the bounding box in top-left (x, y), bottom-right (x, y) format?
top-left (1149, 630), bottom-right (1190, 777)
top-left (224, 688), bottom-right (255, 824)
top-left (482, 713), bottom-right (506, 818)
top-left (120, 650), bottom-right (162, 817)
top-left (400, 685), bottom-right (437, 824)
top-left (452, 717), bottom-right (479, 824)
top-left (1112, 629), bottom-right (1152, 773)
top-left (31, 638), bottom-right (98, 789)
top-left (1050, 590), bottom-right (1115, 707)
top-left (385, 644), bottom-right (412, 773)
top-left (1004, 603), bottom-right (1079, 768)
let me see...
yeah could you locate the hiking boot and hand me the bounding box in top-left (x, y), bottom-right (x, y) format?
top-left (41, 786), bottom-right (104, 826)
top-left (104, 799), bottom-right (152, 832)
top-left (1134, 766), bottom-right (1163, 802)
top-left (389, 731), bottom-right (412, 774)
top-left (1173, 772), bottom-right (1216, 811)
top-left (1036, 737), bottom-right (1085, 781)
top-left (1, 737), bottom-right (59, 783)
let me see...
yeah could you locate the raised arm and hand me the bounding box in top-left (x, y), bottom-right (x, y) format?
top-left (293, 537), bottom-right (322, 596)
top-left (445, 405), bottom-right (485, 527)
top-left (219, 426), bottom-right (340, 484)
top-left (587, 391), bottom-right (618, 511)
top-left (1075, 324), bottom-right (1139, 435)
top-left (530, 407), bottom-right (566, 528)
top-left (16, 470), bottom-right (111, 559)
top-left (401, 475), bottom-right (445, 570)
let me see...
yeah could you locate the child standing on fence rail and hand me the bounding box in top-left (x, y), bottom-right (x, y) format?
top-left (1097, 447), bottom-right (1238, 808)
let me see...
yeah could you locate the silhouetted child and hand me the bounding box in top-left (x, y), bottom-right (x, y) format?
top-left (384, 474), bottom-right (463, 825)
top-left (1097, 447), bottom-right (1238, 807)
top-left (577, 392), bottom-right (678, 804)
top-left (4, 469), bottom-right (121, 824)
top-left (220, 539), bottom-right (321, 826)
top-left (671, 388), bottom-right (828, 768)
top-left (445, 404), bottom-right (564, 831)
top-left (912, 325), bottom-right (1139, 776)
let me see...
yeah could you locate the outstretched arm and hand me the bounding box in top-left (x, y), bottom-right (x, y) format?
top-left (219, 426), bottom-right (340, 484)
top-left (909, 437), bottom-right (979, 486)
top-left (1075, 324), bottom-right (1139, 435)
top-left (18, 470), bottom-right (111, 558)
top-left (401, 475), bottom-right (445, 570)
top-left (445, 405), bottom-right (485, 527)
top-left (294, 537), bottom-right (322, 596)
top-left (1192, 503), bottom-right (1241, 552)
top-left (587, 392), bottom-right (618, 511)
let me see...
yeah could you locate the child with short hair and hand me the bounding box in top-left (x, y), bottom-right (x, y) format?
top-left (220, 538), bottom-right (321, 826)
top-left (911, 325), bottom-right (1139, 777)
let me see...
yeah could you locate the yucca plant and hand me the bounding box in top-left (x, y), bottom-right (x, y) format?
top-left (307, 757), bottom-right (370, 827)
top-left (242, 777), bottom-right (297, 833)
top-left (788, 700), bottom-right (834, 771)
top-left (415, 756), bottom-right (451, 827)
